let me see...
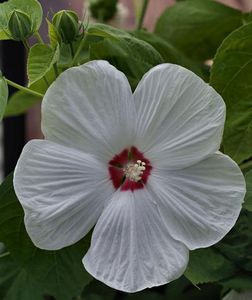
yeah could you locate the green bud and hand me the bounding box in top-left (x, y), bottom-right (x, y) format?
top-left (89, 0), bottom-right (117, 22)
top-left (52, 10), bottom-right (79, 44)
top-left (7, 9), bottom-right (33, 41)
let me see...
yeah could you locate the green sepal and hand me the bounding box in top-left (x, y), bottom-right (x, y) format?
top-left (52, 10), bottom-right (80, 44)
top-left (7, 9), bottom-right (33, 41)
top-left (0, 0), bottom-right (43, 41)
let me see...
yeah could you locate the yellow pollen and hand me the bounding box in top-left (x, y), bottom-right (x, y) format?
top-left (123, 160), bottom-right (146, 182)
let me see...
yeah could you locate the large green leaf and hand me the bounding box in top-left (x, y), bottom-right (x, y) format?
top-left (87, 24), bottom-right (163, 89)
top-left (185, 248), bottom-right (237, 285)
top-left (4, 90), bottom-right (41, 117)
top-left (0, 74), bottom-right (8, 120)
top-left (47, 19), bottom-right (61, 49)
top-left (82, 280), bottom-right (116, 300)
top-left (215, 211), bottom-right (252, 273)
top-left (131, 30), bottom-right (206, 80)
top-left (0, 255), bottom-right (45, 300)
top-left (27, 44), bottom-right (59, 86)
top-left (0, 0), bottom-right (43, 40)
top-left (221, 274), bottom-right (252, 290)
top-left (155, 0), bottom-right (243, 61)
top-left (0, 174), bottom-right (92, 300)
top-left (210, 22), bottom-right (252, 164)
top-left (244, 170), bottom-right (252, 212)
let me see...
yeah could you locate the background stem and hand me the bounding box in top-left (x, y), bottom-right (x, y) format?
top-left (137, 0), bottom-right (149, 30)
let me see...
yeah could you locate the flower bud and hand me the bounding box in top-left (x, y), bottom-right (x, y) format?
top-left (7, 9), bottom-right (33, 41)
top-left (89, 0), bottom-right (117, 22)
top-left (52, 10), bottom-right (79, 44)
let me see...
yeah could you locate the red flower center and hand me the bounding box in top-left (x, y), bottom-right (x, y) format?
top-left (108, 146), bottom-right (152, 191)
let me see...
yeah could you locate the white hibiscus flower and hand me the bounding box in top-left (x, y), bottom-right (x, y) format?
top-left (223, 290), bottom-right (252, 300)
top-left (13, 60), bottom-right (245, 293)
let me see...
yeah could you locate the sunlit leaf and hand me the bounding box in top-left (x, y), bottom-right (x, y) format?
top-left (27, 44), bottom-right (59, 86)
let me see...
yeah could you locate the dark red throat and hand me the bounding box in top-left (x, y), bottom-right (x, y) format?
top-left (108, 146), bottom-right (152, 191)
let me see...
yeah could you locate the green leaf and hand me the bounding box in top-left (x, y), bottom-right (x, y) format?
top-left (185, 248), bottom-right (237, 285)
top-left (4, 90), bottom-right (41, 117)
top-left (47, 19), bottom-right (61, 48)
top-left (210, 22), bottom-right (252, 164)
top-left (87, 24), bottom-right (163, 89)
top-left (0, 255), bottom-right (45, 300)
top-left (0, 74), bottom-right (8, 120)
top-left (0, 174), bottom-right (92, 300)
top-left (58, 38), bottom-right (89, 68)
top-left (244, 170), bottom-right (252, 212)
top-left (155, 0), bottom-right (243, 61)
top-left (215, 210), bottom-right (252, 273)
top-left (4, 69), bottom-right (56, 117)
top-left (0, 30), bottom-right (9, 40)
top-left (82, 280), bottom-right (116, 300)
top-left (131, 30), bottom-right (206, 80)
top-left (28, 44), bottom-right (59, 86)
top-left (0, 0), bottom-right (43, 40)
top-left (221, 274), bottom-right (252, 290)
top-left (165, 277), bottom-right (222, 300)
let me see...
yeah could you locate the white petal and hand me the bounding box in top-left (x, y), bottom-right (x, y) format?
top-left (83, 189), bottom-right (188, 293)
top-left (223, 290), bottom-right (252, 300)
top-left (42, 60), bottom-right (136, 160)
top-left (148, 152), bottom-right (245, 249)
top-left (134, 64), bottom-right (225, 169)
top-left (14, 140), bottom-right (114, 250)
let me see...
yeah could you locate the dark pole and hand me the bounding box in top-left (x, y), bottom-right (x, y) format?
top-left (1, 37), bottom-right (26, 176)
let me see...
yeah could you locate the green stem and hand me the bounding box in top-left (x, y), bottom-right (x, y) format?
top-left (34, 31), bottom-right (44, 43)
top-left (53, 63), bottom-right (59, 78)
top-left (137, 0), bottom-right (149, 30)
top-left (5, 78), bottom-right (44, 98)
top-left (240, 159), bottom-right (252, 172)
top-left (0, 252), bottom-right (10, 258)
top-left (72, 33), bottom-right (88, 66)
top-left (69, 42), bottom-right (75, 59)
top-left (22, 39), bottom-right (30, 51)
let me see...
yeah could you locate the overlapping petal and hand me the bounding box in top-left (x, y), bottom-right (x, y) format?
top-left (42, 60), bottom-right (136, 161)
top-left (83, 189), bottom-right (189, 293)
top-left (133, 64), bottom-right (226, 169)
top-left (148, 152), bottom-right (245, 249)
top-left (14, 140), bottom-right (114, 250)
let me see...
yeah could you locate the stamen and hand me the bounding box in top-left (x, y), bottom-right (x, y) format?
top-left (123, 160), bottom-right (146, 182)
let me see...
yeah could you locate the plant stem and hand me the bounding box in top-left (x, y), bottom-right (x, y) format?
top-left (53, 63), bottom-right (59, 78)
top-left (0, 252), bottom-right (10, 258)
top-left (137, 0), bottom-right (149, 30)
top-left (72, 33), bottom-right (88, 66)
top-left (22, 39), bottom-right (30, 51)
top-left (35, 31), bottom-right (44, 43)
top-left (240, 159), bottom-right (252, 172)
top-left (69, 42), bottom-right (75, 59)
top-left (5, 78), bottom-right (44, 98)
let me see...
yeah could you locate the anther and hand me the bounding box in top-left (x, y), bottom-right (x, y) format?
top-left (123, 160), bottom-right (146, 182)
